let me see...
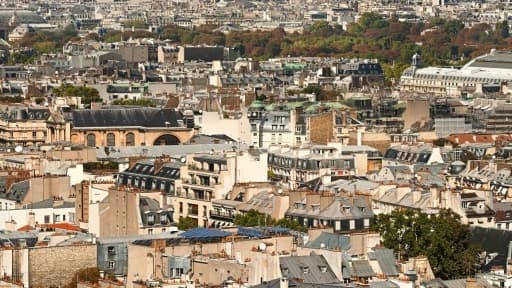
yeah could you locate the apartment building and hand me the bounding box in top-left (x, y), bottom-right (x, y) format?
top-left (267, 144), bottom-right (376, 189)
top-left (171, 150), bottom-right (267, 227)
top-left (89, 186), bottom-right (174, 237)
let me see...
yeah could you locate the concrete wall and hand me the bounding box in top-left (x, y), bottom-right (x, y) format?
top-left (402, 99), bottom-right (430, 129)
top-left (98, 188), bottom-right (140, 237)
top-left (28, 244), bottom-right (97, 287)
top-left (28, 176), bottom-right (72, 203)
top-left (199, 112), bottom-right (252, 145)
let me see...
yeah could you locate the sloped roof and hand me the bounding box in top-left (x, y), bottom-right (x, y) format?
top-left (368, 248), bottom-right (399, 276)
top-left (305, 232), bottom-right (351, 251)
top-left (71, 108), bottom-right (182, 128)
top-left (351, 260), bottom-right (375, 277)
top-left (0, 180), bottom-right (29, 202)
top-left (280, 255), bottom-right (341, 284)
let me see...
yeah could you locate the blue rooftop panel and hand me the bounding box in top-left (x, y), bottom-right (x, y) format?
top-left (181, 228), bottom-right (232, 239)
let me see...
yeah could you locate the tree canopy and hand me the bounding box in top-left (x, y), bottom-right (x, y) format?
top-left (52, 84), bottom-right (102, 104)
top-left (177, 216), bottom-right (198, 230)
top-left (371, 209), bottom-right (481, 279)
top-left (234, 209), bottom-right (307, 232)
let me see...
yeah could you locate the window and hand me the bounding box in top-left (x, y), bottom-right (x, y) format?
top-left (148, 229), bottom-right (153, 235)
top-left (125, 132), bottom-right (135, 146)
top-left (44, 215), bottom-right (50, 224)
top-left (32, 132), bottom-right (37, 138)
top-left (63, 215), bottom-right (66, 222)
top-left (107, 246), bottom-right (116, 255)
top-left (147, 214), bottom-right (154, 225)
top-left (179, 202), bottom-right (183, 213)
top-left (107, 133), bottom-right (116, 147)
top-left (108, 261), bottom-right (115, 269)
top-left (172, 268), bottom-right (184, 278)
top-left (86, 134), bottom-right (96, 147)
top-left (55, 215), bottom-right (61, 222)
top-left (161, 214), bottom-right (168, 225)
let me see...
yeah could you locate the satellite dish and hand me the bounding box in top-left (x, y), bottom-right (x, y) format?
top-left (14, 146), bottom-right (22, 153)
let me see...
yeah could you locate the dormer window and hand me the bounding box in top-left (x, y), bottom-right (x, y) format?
top-left (319, 265), bottom-right (327, 273)
top-left (302, 266), bottom-right (309, 274)
top-left (147, 214), bottom-right (154, 226)
top-left (282, 267), bottom-right (289, 275)
top-left (161, 214), bottom-right (168, 225)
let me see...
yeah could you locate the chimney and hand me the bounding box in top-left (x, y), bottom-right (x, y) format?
top-left (28, 211), bottom-right (35, 228)
top-left (280, 277), bottom-right (289, 288)
top-left (357, 129), bottom-right (362, 146)
top-left (4, 220), bottom-right (16, 232)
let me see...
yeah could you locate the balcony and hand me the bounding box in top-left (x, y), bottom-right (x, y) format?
top-left (210, 210), bottom-right (235, 221)
top-left (182, 179), bottom-right (215, 191)
top-left (188, 165), bottom-right (222, 175)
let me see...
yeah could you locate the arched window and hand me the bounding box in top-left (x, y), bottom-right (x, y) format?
top-left (86, 134), bottom-right (96, 147)
top-left (107, 133), bottom-right (116, 147)
top-left (126, 132), bottom-right (135, 146)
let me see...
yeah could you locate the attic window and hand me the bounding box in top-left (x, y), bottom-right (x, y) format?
top-left (319, 265), bottom-right (328, 273)
top-left (282, 267), bottom-right (289, 275)
top-left (302, 266), bottom-right (309, 274)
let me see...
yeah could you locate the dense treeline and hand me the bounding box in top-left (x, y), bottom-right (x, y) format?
top-left (13, 14), bottom-right (512, 82)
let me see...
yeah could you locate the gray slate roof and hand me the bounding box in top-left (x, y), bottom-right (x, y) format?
top-left (280, 255), bottom-right (341, 284)
top-left (305, 232), bottom-right (351, 251)
top-left (350, 260), bottom-right (375, 278)
top-left (368, 248), bottom-right (399, 276)
top-left (0, 180), bottom-right (29, 202)
top-left (71, 108), bottom-right (182, 128)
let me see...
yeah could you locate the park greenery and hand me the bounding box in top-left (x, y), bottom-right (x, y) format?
top-left (234, 209), bottom-right (307, 232)
top-left (52, 84), bottom-right (102, 104)
top-left (371, 209), bottom-right (481, 279)
top-left (74, 14), bottom-right (511, 84)
top-left (9, 24), bottom-right (78, 64)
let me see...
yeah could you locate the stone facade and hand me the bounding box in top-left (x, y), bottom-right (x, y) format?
top-left (28, 244), bottom-right (96, 287)
top-left (309, 111), bottom-right (335, 145)
top-left (70, 128), bottom-right (194, 147)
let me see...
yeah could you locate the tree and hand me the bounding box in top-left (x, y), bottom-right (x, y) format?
top-left (496, 20), bottom-right (510, 39)
top-left (52, 84), bottom-right (102, 104)
top-left (234, 209), bottom-right (307, 232)
top-left (371, 209), bottom-right (481, 279)
top-left (177, 217), bottom-right (197, 230)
